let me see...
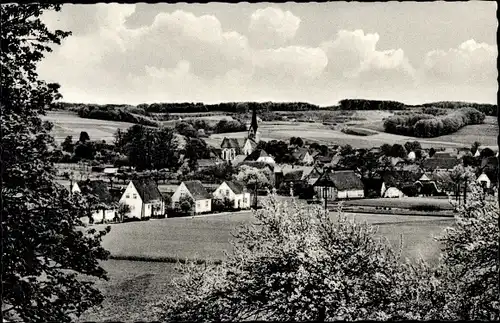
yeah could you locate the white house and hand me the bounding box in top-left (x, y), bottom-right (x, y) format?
top-left (292, 147), bottom-right (314, 165)
top-left (407, 151), bottom-right (416, 161)
top-left (213, 181), bottom-right (251, 209)
top-left (477, 173), bottom-right (491, 189)
top-left (220, 137), bottom-right (257, 161)
top-left (72, 180), bottom-right (117, 224)
top-left (244, 149), bottom-right (275, 164)
top-left (313, 170), bottom-right (364, 200)
top-left (119, 179), bottom-right (165, 219)
top-left (171, 180), bottom-right (212, 214)
top-left (242, 138), bottom-right (258, 156)
top-left (381, 182), bottom-right (405, 198)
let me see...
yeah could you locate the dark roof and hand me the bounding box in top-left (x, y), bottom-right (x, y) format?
top-left (283, 170), bottom-right (304, 182)
top-left (381, 170), bottom-right (422, 188)
top-left (416, 181), bottom-right (440, 195)
top-left (76, 180), bottom-right (113, 203)
top-left (481, 156), bottom-right (498, 169)
top-left (197, 159), bottom-right (217, 168)
top-left (292, 147), bottom-right (310, 160)
top-left (433, 152), bottom-right (454, 159)
top-left (220, 137), bottom-right (244, 153)
top-left (224, 181), bottom-right (246, 194)
top-left (183, 180), bottom-right (212, 200)
top-left (131, 179), bottom-right (163, 203)
top-left (423, 157), bottom-right (461, 170)
top-left (316, 155), bottom-right (333, 163)
top-left (313, 170), bottom-right (364, 191)
top-left (245, 149), bottom-right (270, 161)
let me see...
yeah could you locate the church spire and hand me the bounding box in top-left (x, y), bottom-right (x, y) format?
top-left (248, 106), bottom-right (258, 141)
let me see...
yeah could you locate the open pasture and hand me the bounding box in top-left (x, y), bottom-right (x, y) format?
top-left (93, 208), bottom-right (453, 263)
top-left (343, 197), bottom-right (455, 210)
top-left (42, 111), bottom-right (135, 143)
top-left (80, 209), bottom-right (454, 321)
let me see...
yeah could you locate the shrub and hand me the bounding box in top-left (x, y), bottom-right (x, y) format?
top-left (409, 204), bottom-right (442, 212)
top-left (341, 127), bottom-right (378, 136)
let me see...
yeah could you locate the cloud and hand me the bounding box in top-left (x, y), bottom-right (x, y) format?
top-left (320, 29), bottom-right (416, 89)
top-left (421, 39), bottom-right (497, 86)
top-left (248, 7), bottom-right (301, 48)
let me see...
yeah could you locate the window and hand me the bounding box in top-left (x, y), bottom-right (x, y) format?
top-left (226, 189), bottom-right (229, 196)
top-left (205, 200), bottom-right (209, 207)
top-left (196, 202), bottom-right (200, 209)
top-left (133, 194), bottom-right (137, 199)
top-left (125, 194), bottom-right (130, 199)
top-left (243, 198), bottom-right (247, 204)
top-left (147, 205), bottom-right (150, 209)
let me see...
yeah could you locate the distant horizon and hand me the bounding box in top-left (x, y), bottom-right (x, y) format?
top-left (56, 98), bottom-right (498, 108)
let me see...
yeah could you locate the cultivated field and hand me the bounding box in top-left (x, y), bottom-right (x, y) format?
top-left (79, 209), bottom-right (455, 322)
top-left (44, 110), bottom-right (497, 149)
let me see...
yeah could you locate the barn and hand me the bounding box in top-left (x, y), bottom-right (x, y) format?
top-left (313, 170), bottom-right (364, 200)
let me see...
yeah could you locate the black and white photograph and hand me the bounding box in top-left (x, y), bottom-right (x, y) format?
top-left (1, 1), bottom-right (499, 322)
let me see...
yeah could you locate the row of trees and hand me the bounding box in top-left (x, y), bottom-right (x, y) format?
top-left (420, 101), bottom-right (497, 116)
top-left (384, 108), bottom-right (486, 138)
top-left (78, 104), bottom-right (159, 127)
top-left (338, 99), bottom-right (407, 110)
top-left (136, 101), bottom-right (322, 113)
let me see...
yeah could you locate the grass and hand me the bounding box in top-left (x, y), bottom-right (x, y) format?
top-left (79, 208), bottom-right (454, 321)
top-left (343, 197), bottom-right (455, 210)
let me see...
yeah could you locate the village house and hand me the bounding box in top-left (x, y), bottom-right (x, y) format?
top-left (171, 180), bottom-right (212, 214)
top-left (197, 159), bottom-right (222, 170)
top-left (244, 149), bottom-right (275, 164)
top-left (414, 172), bottom-right (452, 197)
top-left (292, 147), bottom-right (314, 165)
top-left (220, 137), bottom-right (257, 161)
top-left (72, 180), bottom-right (117, 223)
top-left (477, 173), bottom-right (491, 189)
top-left (275, 165), bottom-right (323, 189)
top-left (422, 155), bottom-right (461, 172)
top-left (213, 181), bottom-right (251, 209)
top-left (313, 170), bottom-right (365, 200)
top-left (119, 179), bottom-right (165, 219)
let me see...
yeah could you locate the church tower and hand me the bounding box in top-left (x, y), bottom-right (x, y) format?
top-left (248, 106), bottom-right (259, 142)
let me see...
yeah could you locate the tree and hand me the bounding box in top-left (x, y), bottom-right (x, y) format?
top-left (380, 143), bottom-right (392, 156)
top-left (480, 147), bottom-right (495, 158)
top-left (429, 147), bottom-right (436, 157)
top-left (471, 141), bottom-right (481, 154)
top-left (390, 144), bottom-right (407, 158)
top-left (117, 202), bottom-right (131, 222)
top-left (435, 182), bottom-right (500, 320)
top-left (184, 138), bottom-right (211, 170)
top-left (155, 193), bottom-right (429, 321)
top-left (2, 4), bottom-right (110, 322)
top-left (340, 144), bottom-right (355, 156)
top-left (79, 131), bottom-right (90, 143)
top-left (61, 135), bottom-right (74, 153)
top-left (404, 141), bottom-right (422, 153)
top-left (177, 195), bottom-right (195, 216)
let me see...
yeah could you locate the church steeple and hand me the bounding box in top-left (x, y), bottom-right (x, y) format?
top-left (248, 106), bottom-right (258, 141)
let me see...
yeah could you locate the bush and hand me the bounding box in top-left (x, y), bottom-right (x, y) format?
top-left (341, 127), bottom-right (378, 136)
top-left (409, 204), bottom-right (442, 212)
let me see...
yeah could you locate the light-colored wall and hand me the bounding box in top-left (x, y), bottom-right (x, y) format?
top-left (303, 153), bottom-right (314, 165)
top-left (243, 140), bottom-right (254, 156)
top-left (477, 177), bottom-right (491, 189)
top-left (314, 186), bottom-right (337, 200)
top-left (171, 182), bottom-right (192, 207)
top-left (119, 182), bottom-right (144, 219)
top-left (222, 148), bottom-right (236, 161)
top-left (257, 156), bottom-right (275, 164)
top-left (194, 199), bottom-right (212, 213)
top-left (383, 187), bottom-right (404, 198)
top-left (337, 189), bottom-right (364, 199)
top-left (213, 182), bottom-right (251, 209)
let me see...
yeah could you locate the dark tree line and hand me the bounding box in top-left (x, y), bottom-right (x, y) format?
top-left (384, 108), bottom-right (485, 138)
top-left (338, 99), bottom-right (407, 111)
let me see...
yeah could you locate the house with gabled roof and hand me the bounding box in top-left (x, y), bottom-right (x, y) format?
top-left (422, 156), bottom-right (461, 171)
top-left (119, 179), bottom-right (165, 219)
top-left (477, 173), bottom-right (491, 189)
top-left (313, 170), bottom-right (364, 200)
top-left (220, 137), bottom-right (257, 161)
top-left (414, 172), bottom-right (452, 196)
top-left (171, 180), bottom-right (212, 213)
top-left (72, 180), bottom-right (118, 224)
top-left (213, 180), bottom-right (251, 209)
top-left (292, 147), bottom-right (314, 165)
top-left (244, 149), bottom-right (275, 164)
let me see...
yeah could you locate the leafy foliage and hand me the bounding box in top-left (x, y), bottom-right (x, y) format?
top-left (1, 4), bottom-right (110, 321)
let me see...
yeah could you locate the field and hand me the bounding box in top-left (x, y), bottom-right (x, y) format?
top-left (79, 209), bottom-right (455, 321)
top-left (343, 197), bottom-right (455, 210)
top-left (43, 110), bottom-right (497, 149)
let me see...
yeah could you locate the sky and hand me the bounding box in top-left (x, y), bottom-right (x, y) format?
top-left (38, 2), bottom-right (498, 106)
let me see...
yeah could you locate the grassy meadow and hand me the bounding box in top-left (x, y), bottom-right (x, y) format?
top-left (79, 209), bottom-right (455, 322)
top-left (44, 110), bottom-right (497, 149)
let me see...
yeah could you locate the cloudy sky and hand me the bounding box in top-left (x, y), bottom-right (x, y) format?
top-left (38, 2), bottom-right (498, 106)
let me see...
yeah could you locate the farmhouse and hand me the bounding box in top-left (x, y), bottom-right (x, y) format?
top-left (213, 181), bottom-right (251, 209)
top-left (477, 173), bottom-right (491, 189)
top-left (313, 170), bottom-right (364, 200)
top-left (407, 151), bottom-right (416, 161)
top-left (244, 149), bottom-right (275, 164)
top-left (422, 156), bottom-right (461, 171)
top-left (72, 180), bottom-right (117, 223)
top-left (119, 179), bottom-right (165, 219)
top-left (171, 180), bottom-right (212, 214)
top-left (414, 172), bottom-right (452, 197)
top-left (292, 147), bottom-right (314, 165)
